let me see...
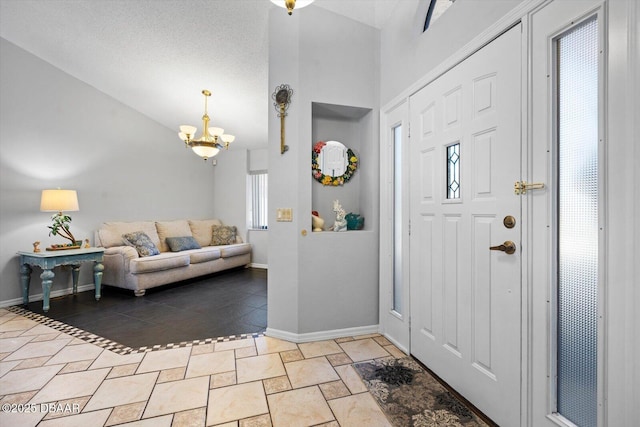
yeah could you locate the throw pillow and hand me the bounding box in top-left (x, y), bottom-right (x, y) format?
top-left (166, 236), bottom-right (201, 252)
top-left (98, 221), bottom-right (160, 248)
top-left (211, 225), bottom-right (237, 246)
top-left (122, 231), bottom-right (160, 257)
top-left (188, 219), bottom-right (223, 247)
top-left (155, 220), bottom-right (193, 253)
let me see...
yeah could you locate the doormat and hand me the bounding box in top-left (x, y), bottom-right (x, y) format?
top-left (353, 358), bottom-right (490, 427)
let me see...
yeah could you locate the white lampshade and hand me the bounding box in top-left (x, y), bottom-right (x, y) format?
top-left (179, 125), bottom-right (197, 135)
top-left (40, 189), bottom-right (79, 212)
top-left (192, 145), bottom-right (220, 159)
top-left (208, 127), bottom-right (224, 137)
top-left (220, 134), bottom-right (235, 144)
top-left (270, 0), bottom-right (315, 9)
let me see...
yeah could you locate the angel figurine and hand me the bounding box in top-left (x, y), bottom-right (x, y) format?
top-left (331, 200), bottom-right (347, 232)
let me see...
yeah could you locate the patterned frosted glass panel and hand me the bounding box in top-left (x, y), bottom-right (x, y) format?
top-left (393, 125), bottom-right (403, 314)
top-left (447, 143), bottom-right (460, 199)
top-left (557, 17), bottom-right (598, 427)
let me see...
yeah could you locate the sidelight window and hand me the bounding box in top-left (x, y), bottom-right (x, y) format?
top-left (392, 125), bottom-right (403, 314)
top-left (555, 15), bottom-right (599, 427)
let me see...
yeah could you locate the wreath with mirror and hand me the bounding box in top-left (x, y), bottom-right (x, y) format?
top-left (312, 140), bottom-right (358, 186)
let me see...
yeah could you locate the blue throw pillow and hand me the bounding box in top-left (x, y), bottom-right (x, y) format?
top-left (122, 231), bottom-right (160, 257)
top-left (166, 236), bottom-right (201, 252)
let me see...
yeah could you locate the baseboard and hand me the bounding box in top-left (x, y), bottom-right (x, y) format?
top-left (266, 324), bottom-right (380, 343)
top-left (0, 283), bottom-right (96, 309)
top-left (249, 263), bottom-right (268, 269)
top-left (382, 333), bottom-right (409, 356)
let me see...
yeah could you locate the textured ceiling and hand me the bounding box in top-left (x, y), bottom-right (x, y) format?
top-left (0, 0), bottom-right (399, 150)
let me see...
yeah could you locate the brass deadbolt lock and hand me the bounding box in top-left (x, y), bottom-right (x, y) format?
top-left (503, 215), bottom-right (516, 229)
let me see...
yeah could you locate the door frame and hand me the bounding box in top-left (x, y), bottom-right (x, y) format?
top-left (527, 2), bottom-right (607, 426)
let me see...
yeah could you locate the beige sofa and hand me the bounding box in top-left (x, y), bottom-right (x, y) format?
top-left (95, 219), bottom-right (251, 296)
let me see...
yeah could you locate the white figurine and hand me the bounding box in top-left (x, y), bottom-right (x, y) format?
top-left (331, 200), bottom-right (347, 232)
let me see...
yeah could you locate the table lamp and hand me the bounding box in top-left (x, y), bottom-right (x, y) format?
top-left (40, 189), bottom-right (80, 248)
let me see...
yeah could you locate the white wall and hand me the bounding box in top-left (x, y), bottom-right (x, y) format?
top-left (211, 148), bottom-right (248, 237)
top-left (267, 8), bottom-right (301, 333)
top-left (604, 1), bottom-right (640, 425)
top-left (0, 38), bottom-right (219, 304)
top-left (380, 0), bottom-right (522, 105)
top-left (210, 147), bottom-right (269, 267)
top-left (267, 6), bottom-right (380, 337)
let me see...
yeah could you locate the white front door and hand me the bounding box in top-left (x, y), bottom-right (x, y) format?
top-left (409, 24), bottom-right (522, 427)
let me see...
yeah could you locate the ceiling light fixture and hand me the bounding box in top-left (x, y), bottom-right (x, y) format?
top-left (270, 0), bottom-right (315, 16)
top-left (178, 90), bottom-right (234, 162)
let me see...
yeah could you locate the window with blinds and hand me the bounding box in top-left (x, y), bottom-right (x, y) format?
top-left (248, 172), bottom-right (268, 230)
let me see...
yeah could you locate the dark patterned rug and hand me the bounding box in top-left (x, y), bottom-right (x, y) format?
top-left (353, 358), bottom-right (490, 427)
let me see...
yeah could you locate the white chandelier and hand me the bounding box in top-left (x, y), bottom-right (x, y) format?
top-left (270, 0), bottom-right (315, 15)
top-left (178, 90), bottom-right (234, 162)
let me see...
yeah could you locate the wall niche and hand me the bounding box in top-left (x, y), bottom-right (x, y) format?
top-left (311, 102), bottom-right (374, 231)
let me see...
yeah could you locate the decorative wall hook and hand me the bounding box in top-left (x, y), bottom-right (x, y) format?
top-left (272, 84), bottom-right (293, 154)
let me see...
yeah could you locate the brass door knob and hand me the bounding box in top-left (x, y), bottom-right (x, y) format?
top-left (489, 241), bottom-right (516, 255)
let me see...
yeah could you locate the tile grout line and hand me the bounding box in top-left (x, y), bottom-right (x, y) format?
top-left (2, 309), bottom-right (398, 427)
top-left (6, 305), bottom-right (264, 355)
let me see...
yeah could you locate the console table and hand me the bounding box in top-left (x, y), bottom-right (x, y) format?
top-left (17, 248), bottom-right (105, 312)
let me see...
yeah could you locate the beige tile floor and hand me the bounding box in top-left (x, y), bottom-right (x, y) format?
top-left (0, 308), bottom-right (406, 426)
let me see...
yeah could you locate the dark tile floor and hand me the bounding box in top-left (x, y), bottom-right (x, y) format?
top-left (25, 267), bottom-right (267, 348)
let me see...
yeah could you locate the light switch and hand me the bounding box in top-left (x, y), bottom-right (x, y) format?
top-left (276, 208), bottom-right (293, 222)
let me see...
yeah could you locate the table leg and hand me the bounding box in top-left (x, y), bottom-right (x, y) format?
top-left (19, 264), bottom-right (32, 306)
top-left (40, 269), bottom-right (55, 313)
top-left (71, 264), bottom-right (80, 294)
top-left (93, 262), bottom-right (104, 301)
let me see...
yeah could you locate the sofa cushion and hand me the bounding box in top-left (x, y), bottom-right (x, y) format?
top-left (211, 225), bottom-right (237, 246)
top-left (219, 243), bottom-right (252, 258)
top-left (188, 219), bottom-right (223, 247)
top-left (122, 231), bottom-right (160, 257)
top-left (166, 236), bottom-right (201, 252)
top-left (189, 248), bottom-right (222, 264)
top-left (99, 221), bottom-right (160, 249)
top-left (129, 252), bottom-right (190, 274)
top-left (156, 220), bottom-right (193, 252)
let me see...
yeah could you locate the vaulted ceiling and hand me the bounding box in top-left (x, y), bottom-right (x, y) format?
top-left (0, 0), bottom-right (399, 150)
